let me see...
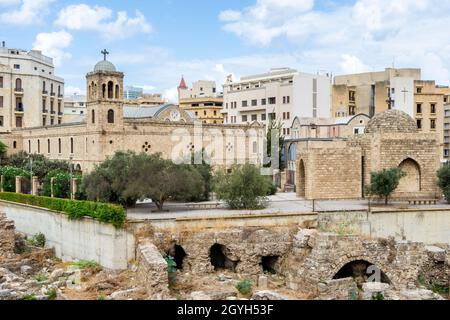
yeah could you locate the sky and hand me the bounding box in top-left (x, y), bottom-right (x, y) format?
top-left (1, 0), bottom-right (449, 102)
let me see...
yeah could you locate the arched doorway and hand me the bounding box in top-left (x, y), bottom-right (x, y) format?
top-left (298, 160), bottom-right (306, 197)
top-left (397, 158), bottom-right (421, 192)
top-left (168, 243), bottom-right (187, 270)
top-left (209, 243), bottom-right (238, 272)
top-left (333, 260), bottom-right (391, 286)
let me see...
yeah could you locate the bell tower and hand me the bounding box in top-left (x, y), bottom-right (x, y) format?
top-left (86, 49), bottom-right (124, 130)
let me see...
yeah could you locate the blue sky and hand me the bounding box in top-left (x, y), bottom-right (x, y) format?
top-left (1, 0), bottom-right (449, 101)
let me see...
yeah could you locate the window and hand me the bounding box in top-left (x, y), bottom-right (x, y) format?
top-left (16, 116), bottom-right (22, 128)
top-left (268, 97), bottom-right (276, 104)
top-left (47, 139), bottom-right (50, 153)
top-left (417, 119), bottom-right (422, 129)
top-left (287, 112), bottom-right (290, 120)
top-left (253, 141), bottom-right (258, 153)
top-left (37, 140), bottom-right (40, 154)
top-left (42, 116), bottom-right (46, 126)
top-left (28, 140), bottom-right (31, 153)
top-left (16, 97), bottom-right (23, 111)
top-left (261, 99), bottom-right (266, 106)
top-left (0, 76), bottom-right (3, 88)
top-left (102, 84), bottom-right (106, 98)
top-left (349, 91), bottom-right (356, 102)
top-left (283, 112), bottom-right (286, 120)
top-left (15, 78), bottom-right (22, 90)
top-left (261, 114), bottom-right (266, 121)
top-left (214, 110), bottom-right (217, 116)
top-left (0, 96), bottom-right (3, 108)
top-left (58, 139), bottom-right (62, 154)
top-left (242, 115), bottom-right (248, 122)
top-left (0, 116), bottom-right (3, 127)
top-left (242, 100), bottom-right (248, 107)
top-left (50, 83), bottom-right (54, 94)
top-left (283, 97), bottom-right (286, 104)
top-left (417, 87), bottom-right (422, 94)
top-left (431, 103), bottom-right (436, 114)
top-left (108, 81), bottom-right (114, 99)
top-left (251, 114), bottom-right (257, 121)
top-left (203, 111), bottom-right (207, 116)
top-left (195, 111), bottom-right (198, 116)
top-left (13, 141), bottom-right (17, 149)
top-left (251, 99), bottom-right (257, 106)
top-left (70, 138), bottom-right (74, 154)
top-left (283, 128), bottom-right (286, 135)
top-left (13, 64), bottom-right (20, 69)
top-left (107, 109), bottom-right (114, 123)
top-left (417, 103), bottom-right (422, 114)
top-left (268, 113), bottom-right (276, 120)
top-left (115, 84), bottom-right (119, 99)
top-left (431, 119), bottom-right (436, 129)
top-left (225, 103), bottom-right (228, 109)
top-left (51, 118), bottom-right (54, 125)
top-left (283, 96), bottom-right (290, 104)
top-left (92, 110), bottom-right (95, 124)
top-left (286, 128), bottom-right (290, 135)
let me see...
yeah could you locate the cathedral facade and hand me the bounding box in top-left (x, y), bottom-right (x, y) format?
top-left (0, 57), bottom-right (264, 172)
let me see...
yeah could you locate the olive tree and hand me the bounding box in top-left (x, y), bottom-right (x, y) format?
top-left (437, 164), bottom-right (450, 202)
top-left (369, 167), bottom-right (406, 205)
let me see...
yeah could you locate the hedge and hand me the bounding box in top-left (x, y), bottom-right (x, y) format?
top-left (0, 192), bottom-right (126, 228)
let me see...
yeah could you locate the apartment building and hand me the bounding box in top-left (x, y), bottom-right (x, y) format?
top-left (178, 78), bottom-right (224, 124)
top-left (333, 68), bottom-right (450, 162)
top-left (0, 43), bottom-right (64, 131)
top-left (222, 68), bottom-right (331, 137)
top-left (63, 94), bottom-right (86, 123)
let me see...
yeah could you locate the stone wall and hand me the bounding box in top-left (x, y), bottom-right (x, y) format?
top-left (136, 240), bottom-right (170, 300)
top-left (0, 212), bottom-right (16, 259)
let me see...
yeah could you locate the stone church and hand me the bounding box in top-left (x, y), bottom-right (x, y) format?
top-left (295, 110), bottom-right (440, 200)
top-left (0, 56), bottom-right (264, 172)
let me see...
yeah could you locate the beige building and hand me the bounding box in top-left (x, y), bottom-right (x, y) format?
top-left (294, 110), bottom-right (439, 200)
top-left (0, 43), bottom-right (64, 131)
top-left (222, 68), bottom-right (331, 138)
top-left (125, 93), bottom-right (166, 106)
top-left (0, 55), bottom-right (263, 172)
top-left (178, 78), bottom-right (224, 124)
top-left (63, 94), bottom-right (86, 123)
top-left (333, 68), bottom-right (449, 162)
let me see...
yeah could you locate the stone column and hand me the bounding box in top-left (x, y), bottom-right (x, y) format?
top-left (15, 176), bottom-right (22, 194)
top-left (31, 176), bottom-right (39, 196)
top-left (50, 177), bottom-right (55, 198)
top-left (71, 178), bottom-right (79, 200)
top-left (0, 175), bottom-right (4, 192)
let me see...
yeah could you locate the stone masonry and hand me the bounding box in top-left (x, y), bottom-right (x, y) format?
top-left (0, 213), bottom-right (16, 259)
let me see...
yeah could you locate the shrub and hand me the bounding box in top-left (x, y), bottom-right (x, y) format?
top-left (27, 233), bottom-right (46, 247)
top-left (236, 279), bottom-right (252, 296)
top-left (437, 165), bottom-right (450, 203)
top-left (0, 166), bottom-right (30, 192)
top-left (369, 168), bottom-right (406, 205)
top-left (214, 164), bottom-right (271, 210)
top-left (33, 274), bottom-right (48, 282)
top-left (42, 170), bottom-right (72, 199)
top-left (0, 192), bottom-right (126, 228)
top-left (47, 288), bottom-right (57, 300)
top-left (22, 294), bottom-right (37, 300)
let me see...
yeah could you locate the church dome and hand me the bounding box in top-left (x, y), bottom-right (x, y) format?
top-left (94, 60), bottom-right (116, 72)
top-left (365, 109), bottom-right (418, 134)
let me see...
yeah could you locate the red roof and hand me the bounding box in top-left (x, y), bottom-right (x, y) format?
top-left (178, 76), bottom-right (187, 89)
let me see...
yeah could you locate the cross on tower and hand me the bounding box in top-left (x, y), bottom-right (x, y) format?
top-left (101, 49), bottom-right (109, 61)
top-left (401, 87), bottom-right (409, 103)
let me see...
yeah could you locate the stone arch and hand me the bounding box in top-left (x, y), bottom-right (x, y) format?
top-left (209, 243), bottom-right (239, 272)
top-left (168, 243), bottom-right (187, 270)
top-left (298, 159), bottom-right (306, 197)
top-left (107, 81), bottom-right (114, 99)
top-left (115, 84), bottom-right (120, 99)
top-left (397, 158), bottom-right (421, 192)
top-left (332, 259), bottom-right (391, 286)
top-left (107, 109), bottom-right (114, 124)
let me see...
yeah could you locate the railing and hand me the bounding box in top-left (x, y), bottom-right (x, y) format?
top-left (51, 110), bottom-right (56, 114)
top-left (42, 90), bottom-right (48, 95)
top-left (58, 111), bottom-right (63, 116)
top-left (42, 109), bottom-right (48, 113)
top-left (14, 88), bottom-right (24, 93)
top-left (50, 92), bottom-right (55, 97)
top-left (15, 106), bottom-right (24, 112)
top-left (58, 94), bottom-right (63, 98)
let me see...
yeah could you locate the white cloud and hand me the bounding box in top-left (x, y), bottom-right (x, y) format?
top-left (64, 86), bottom-right (84, 96)
top-left (33, 30), bottom-right (73, 67)
top-left (219, 0), bottom-right (450, 85)
top-left (339, 55), bottom-right (371, 74)
top-left (55, 4), bottom-right (152, 41)
top-left (218, 10), bottom-right (241, 22)
top-left (0, 0), bottom-right (20, 6)
top-left (0, 0), bottom-right (55, 26)
top-left (163, 87), bottom-right (178, 103)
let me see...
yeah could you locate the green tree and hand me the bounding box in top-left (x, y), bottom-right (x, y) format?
top-left (125, 153), bottom-right (204, 211)
top-left (0, 141), bottom-right (7, 160)
top-left (81, 151), bottom-right (139, 207)
top-left (265, 120), bottom-right (285, 171)
top-left (42, 169), bottom-right (71, 198)
top-left (0, 166), bottom-right (30, 192)
top-left (370, 168), bottom-right (406, 205)
top-left (214, 164), bottom-right (271, 210)
top-left (437, 164), bottom-right (450, 203)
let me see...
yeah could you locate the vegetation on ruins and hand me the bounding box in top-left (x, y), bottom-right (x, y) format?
top-left (437, 165), bottom-right (450, 203)
top-left (213, 164), bottom-right (272, 210)
top-left (0, 192), bottom-right (126, 228)
top-left (26, 232), bottom-right (46, 248)
top-left (236, 279), bottom-right (253, 296)
top-left (369, 168), bottom-right (406, 205)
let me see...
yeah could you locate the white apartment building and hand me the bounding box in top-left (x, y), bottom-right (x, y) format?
top-left (222, 68), bottom-right (331, 137)
top-left (63, 94), bottom-right (86, 123)
top-left (0, 43), bottom-right (65, 131)
top-left (179, 79), bottom-right (219, 99)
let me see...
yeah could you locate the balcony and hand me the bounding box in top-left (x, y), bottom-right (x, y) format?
top-left (58, 94), bottom-right (63, 99)
top-left (58, 111), bottom-right (63, 116)
top-left (15, 106), bottom-right (24, 113)
top-left (50, 92), bottom-right (55, 97)
top-left (14, 88), bottom-right (24, 95)
top-left (42, 90), bottom-right (48, 95)
top-left (51, 110), bottom-right (56, 114)
top-left (42, 109), bottom-right (48, 114)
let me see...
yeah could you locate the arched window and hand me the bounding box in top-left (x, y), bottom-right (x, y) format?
top-left (107, 109), bottom-right (114, 124)
top-left (47, 139), bottom-right (50, 153)
top-left (398, 158), bottom-right (421, 192)
top-left (15, 78), bottom-right (22, 90)
top-left (70, 137), bottom-right (74, 154)
top-left (92, 110), bottom-right (95, 124)
top-left (50, 83), bottom-right (54, 94)
top-left (58, 138), bottom-right (61, 154)
top-left (43, 81), bottom-right (46, 91)
top-left (102, 84), bottom-right (106, 98)
top-left (58, 85), bottom-right (61, 95)
top-left (108, 81), bottom-right (114, 99)
top-left (13, 141), bottom-right (17, 149)
top-left (115, 84), bottom-right (119, 99)
top-left (37, 140), bottom-right (40, 154)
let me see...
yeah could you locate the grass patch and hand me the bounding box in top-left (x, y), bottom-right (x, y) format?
top-left (22, 294), bottom-right (37, 300)
top-left (26, 233), bottom-right (46, 247)
top-left (47, 289), bottom-right (57, 300)
top-left (33, 274), bottom-right (48, 282)
top-left (69, 260), bottom-right (99, 269)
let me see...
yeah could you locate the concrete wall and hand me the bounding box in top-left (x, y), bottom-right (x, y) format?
top-left (0, 200), bottom-right (135, 269)
top-left (318, 209), bottom-right (450, 245)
